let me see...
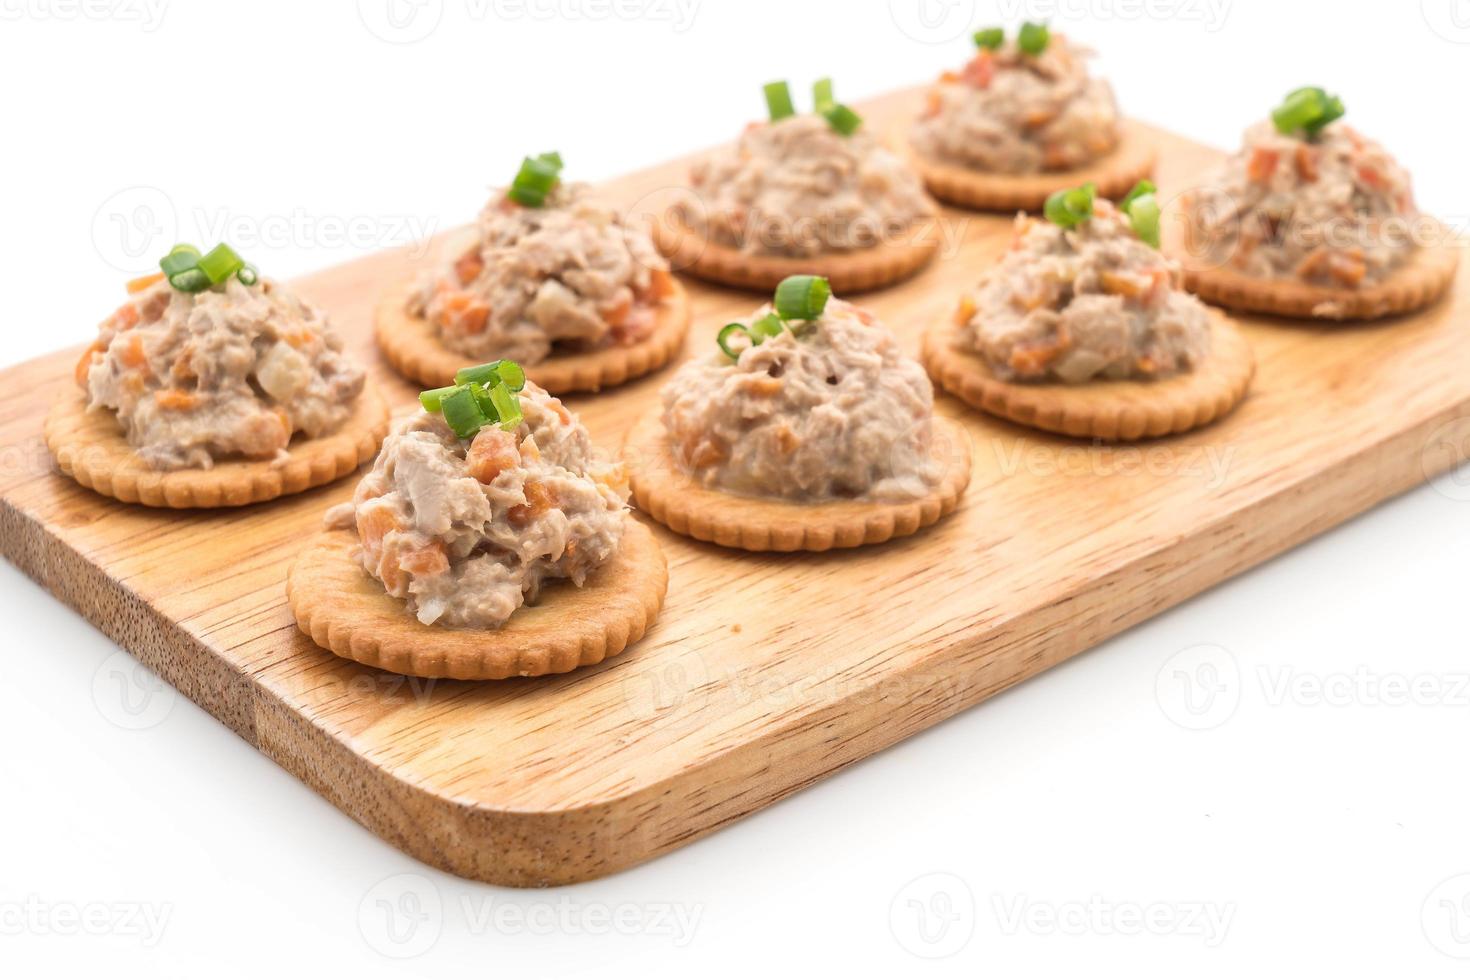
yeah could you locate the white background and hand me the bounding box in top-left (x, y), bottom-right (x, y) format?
top-left (2, 0), bottom-right (1469, 976)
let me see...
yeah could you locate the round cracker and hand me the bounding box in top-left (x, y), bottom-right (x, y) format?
top-left (649, 213), bottom-right (939, 294)
top-left (44, 382), bottom-right (391, 508)
top-left (921, 310), bottom-right (1254, 441)
top-left (908, 120), bottom-right (1158, 213)
top-left (286, 519), bottom-right (668, 680)
top-left (1169, 224), bottom-right (1461, 321)
top-left (375, 279), bottom-right (692, 393)
top-left (621, 414), bottom-right (972, 552)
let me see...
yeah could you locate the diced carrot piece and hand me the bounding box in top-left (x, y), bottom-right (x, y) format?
top-left (599, 294), bottom-right (632, 328)
top-left (1247, 147), bottom-right (1280, 183)
top-left (774, 424), bottom-right (799, 454)
top-left (398, 541), bottom-right (449, 579)
top-left (923, 90), bottom-right (943, 119)
top-left (1008, 326), bottom-right (1071, 376)
top-left (1356, 165), bottom-right (1386, 190)
top-left (682, 434), bottom-right (726, 469)
top-left (740, 376), bottom-right (782, 397)
top-left (74, 340), bottom-right (105, 388)
top-left (1294, 145), bottom-right (1319, 182)
top-left (356, 506), bottom-right (402, 560)
top-left (954, 296), bottom-right (977, 325)
top-left (962, 51), bottom-right (994, 88)
top-left (126, 272), bottom-right (164, 294)
top-left (465, 427), bottom-right (519, 484)
top-left (119, 333), bottom-right (146, 368)
top-left (939, 70), bottom-right (960, 83)
top-left (1022, 108), bottom-right (1057, 130)
top-left (643, 267), bottom-right (677, 302)
top-left (508, 482), bottom-right (558, 527)
top-left (1328, 250), bottom-right (1367, 286)
top-left (171, 343), bottom-right (197, 381)
top-left (1099, 270), bottom-right (1146, 298)
top-left (154, 389), bottom-right (199, 411)
top-left (440, 292), bottom-right (491, 335)
top-left (454, 250), bottom-right (484, 285)
top-left (548, 399), bottom-right (572, 426)
top-left (113, 304), bottom-right (141, 331)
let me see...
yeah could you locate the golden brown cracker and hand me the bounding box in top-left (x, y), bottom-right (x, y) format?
top-left (621, 414), bottom-right (971, 551)
top-left (909, 120), bottom-right (1158, 213)
top-left (45, 382), bottom-right (390, 508)
top-left (921, 309), bottom-right (1254, 441)
top-left (375, 279), bottom-right (692, 393)
top-left (1172, 231), bottom-right (1461, 321)
top-left (286, 518), bottom-right (668, 680)
top-left (649, 213), bottom-right (940, 294)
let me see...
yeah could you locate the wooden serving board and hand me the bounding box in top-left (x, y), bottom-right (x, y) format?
top-left (2, 90), bottom-right (1467, 887)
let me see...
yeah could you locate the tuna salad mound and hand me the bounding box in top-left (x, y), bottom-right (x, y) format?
top-left (327, 361), bottom-right (628, 630)
top-left (958, 181), bottom-right (1212, 383)
top-left (77, 244), bottom-right (366, 471)
top-left (912, 24), bottom-right (1121, 175)
top-left (675, 81), bottom-right (936, 259)
top-left (410, 152), bottom-right (676, 365)
top-left (1179, 88), bottom-right (1418, 288)
top-left (661, 275), bottom-right (940, 501)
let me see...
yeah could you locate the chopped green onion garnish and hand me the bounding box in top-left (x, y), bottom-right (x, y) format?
top-left (168, 269), bottom-right (210, 293)
top-left (717, 323), bottom-right (755, 361)
top-left (418, 385), bottom-right (457, 412)
top-left (1017, 21), bottom-right (1049, 56)
top-left (197, 243), bottom-right (244, 285)
top-left (488, 382), bottom-right (522, 431)
top-left (507, 152), bottom-right (564, 207)
top-left (455, 358), bottom-right (529, 392)
top-left (495, 360), bottom-right (526, 391)
top-left (1123, 192), bottom-right (1161, 249)
top-left (751, 313), bottom-right (784, 339)
top-left (159, 244), bottom-right (201, 277)
top-left (764, 80), bottom-right (795, 121)
top-left (236, 264), bottom-right (259, 286)
top-left (773, 275), bottom-right (831, 321)
top-left (1271, 86), bottom-right (1344, 138)
top-left (1118, 179), bottom-right (1157, 214)
top-left (1043, 182), bottom-right (1096, 228)
top-left (973, 27), bottom-right (1004, 49)
top-left (813, 77), bottom-right (835, 113)
top-left (440, 385), bottom-right (489, 440)
top-left (823, 103), bottom-right (863, 136)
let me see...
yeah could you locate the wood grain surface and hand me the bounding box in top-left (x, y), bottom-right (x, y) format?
top-left (1, 89), bottom-right (1466, 886)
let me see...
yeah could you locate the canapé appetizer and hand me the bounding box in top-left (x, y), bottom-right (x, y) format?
top-left (46, 244), bottom-right (388, 507)
top-left (1171, 87), bottom-right (1458, 320)
top-left (652, 82), bottom-right (941, 292)
top-left (624, 276), bottom-right (971, 550)
top-left (909, 23), bottom-right (1155, 212)
top-left (377, 153), bottom-right (691, 393)
top-left (923, 182), bottom-right (1254, 440)
top-left (288, 360), bottom-right (667, 680)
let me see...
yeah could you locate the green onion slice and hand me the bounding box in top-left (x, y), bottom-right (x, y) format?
top-left (973, 27), bottom-right (1004, 49)
top-left (823, 103), bottom-right (863, 136)
top-left (773, 275), bottom-right (831, 321)
top-left (197, 243), bottom-right (244, 285)
top-left (751, 313), bottom-right (785, 339)
top-left (1017, 21), bottom-right (1050, 56)
top-left (1124, 193), bottom-right (1161, 248)
top-left (813, 77), bottom-right (835, 112)
top-left (488, 382), bottom-right (523, 431)
top-left (168, 268), bottom-right (210, 293)
top-left (1043, 182), bottom-right (1096, 228)
top-left (159, 244), bottom-right (201, 277)
top-left (418, 385), bottom-right (457, 412)
top-left (455, 358), bottom-right (529, 392)
top-left (439, 385), bottom-right (490, 440)
top-left (717, 323), bottom-right (755, 360)
top-left (763, 80), bottom-right (795, 121)
top-left (236, 264), bottom-right (259, 286)
top-left (1271, 87), bottom-right (1345, 138)
top-left (1118, 179), bottom-right (1156, 214)
top-left (507, 152), bottom-right (564, 207)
